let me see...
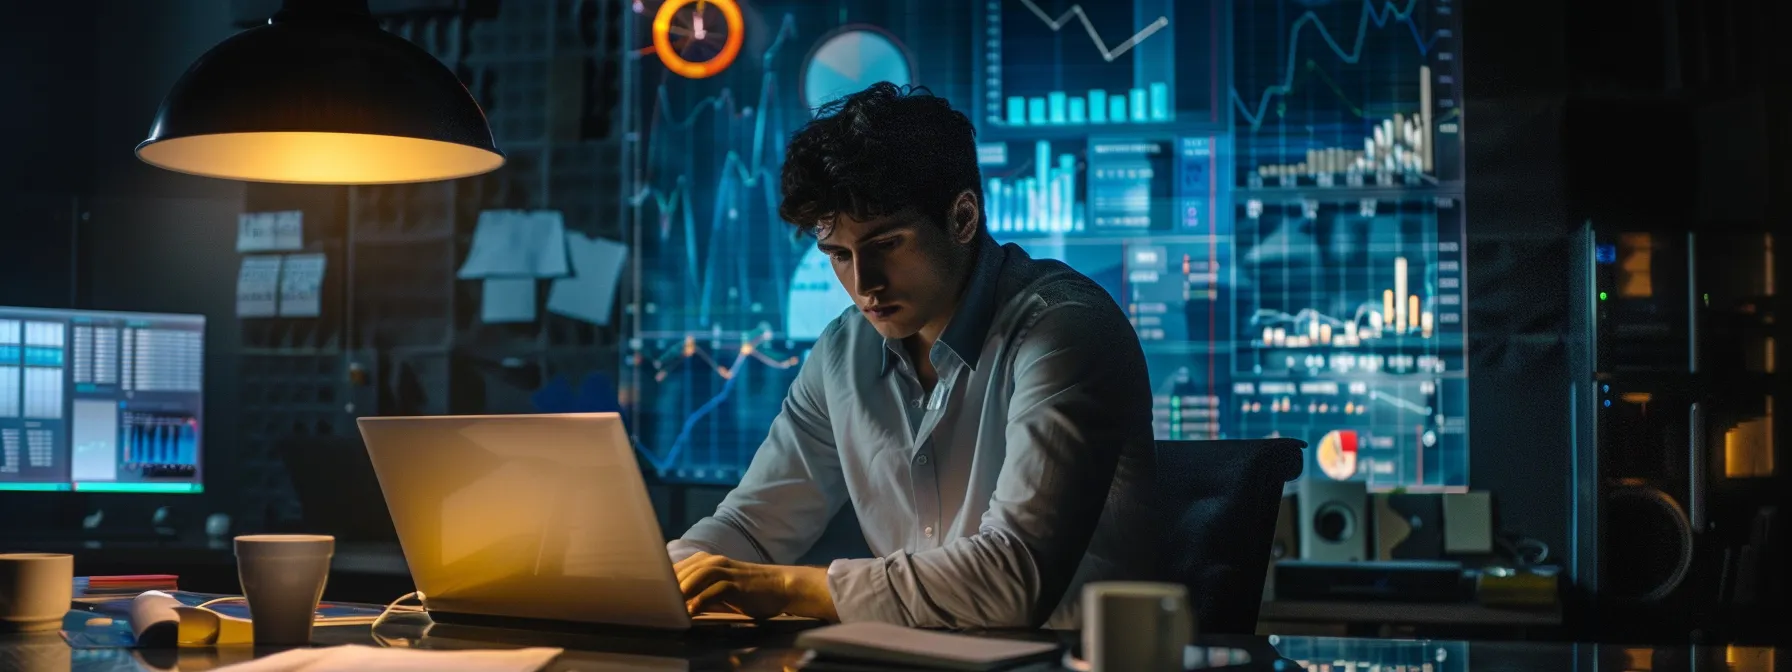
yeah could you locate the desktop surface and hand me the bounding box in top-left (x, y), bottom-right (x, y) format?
top-left (15, 599), bottom-right (1780, 672)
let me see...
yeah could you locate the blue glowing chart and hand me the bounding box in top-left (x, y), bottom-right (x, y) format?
top-left (623, 0), bottom-right (1469, 491)
top-left (803, 27), bottom-right (912, 113)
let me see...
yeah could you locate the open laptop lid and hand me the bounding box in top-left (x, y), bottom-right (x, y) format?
top-left (357, 413), bottom-right (692, 630)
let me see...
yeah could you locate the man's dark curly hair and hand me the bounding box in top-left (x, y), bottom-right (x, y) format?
top-left (778, 82), bottom-right (981, 237)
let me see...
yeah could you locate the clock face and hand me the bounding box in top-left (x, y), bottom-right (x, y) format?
top-left (802, 28), bottom-right (912, 114)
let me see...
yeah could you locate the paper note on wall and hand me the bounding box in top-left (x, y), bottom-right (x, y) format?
top-left (547, 234), bottom-right (628, 326)
top-left (238, 211), bottom-right (303, 252)
top-left (481, 278), bottom-right (537, 324)
top-left (237, 213), bottom-right (274, 252)
top-left (272, 211), bottom-right (304, 250)
top-left (458, 210), bottom-right (571, 279)
top-left (236, 256), bottom-right (283, 317)
top-left (278, 254), bottom-right (327, 318)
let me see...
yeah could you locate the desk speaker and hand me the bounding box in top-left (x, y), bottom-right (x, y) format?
top-left (1298, 480), bottom-right (1367, 562)
top-left (1373, 493), bottom-right (1444, 560)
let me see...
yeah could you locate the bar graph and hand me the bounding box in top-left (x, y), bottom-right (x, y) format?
top-left (1235, 197), bottom-right (1463, 365)
top-left (1003, 83), bottom-right (1171, 127)
top-left (1249, 67), bottom-right (1435, 187)
top-left (1233, 0), bottom-right (1463, 188)
top-left (122, 412), bottom-right (199, 467)
top-left (986, 140), bottom-right (1085, 234)
top-left (985, 0), bottom-right (1181, 131)
top-left (1253, 255), bottom-right (1435, 349)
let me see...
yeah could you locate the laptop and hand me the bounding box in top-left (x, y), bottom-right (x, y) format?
top-left (357, 412), bottom-right (775, 631)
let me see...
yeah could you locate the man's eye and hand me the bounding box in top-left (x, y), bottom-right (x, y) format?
top-left (875, 237), bottom-right (900, 250)
top-left (829, 252), bottom-right (850, 263)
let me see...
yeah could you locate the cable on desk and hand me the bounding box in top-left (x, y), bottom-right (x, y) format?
top-left (371, 591), bottom-right (428, 648)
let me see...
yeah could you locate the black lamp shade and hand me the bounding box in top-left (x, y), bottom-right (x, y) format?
top-left (137, 0), bottom-right (503, 185)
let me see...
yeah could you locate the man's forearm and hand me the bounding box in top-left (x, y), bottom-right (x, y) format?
top-left (782, 565), bottom-right (841, 621)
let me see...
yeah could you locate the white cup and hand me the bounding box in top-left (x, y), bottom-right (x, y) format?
top-left (0, 553), bottom-right (73, 633)
top-left (1080, 581), bottom-right (1195, 672)
top-left (235, 534), bottom-right (333, 645)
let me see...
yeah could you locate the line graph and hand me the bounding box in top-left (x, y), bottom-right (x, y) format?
top-left (1232, 0), bottom-right (1461, 187)
top-left (985, 0), bottom-right (1185, 128)
top-left (630, 330), bottom-right (801, 476)
top-left (1231, 0), bottom-right (1444, 130)
top-left (624, 6), bottom-right (826, 483)
top-left (632, 14), bottom-right (801, 332)
top-left (1014, 0), bottom-right (1168, 62)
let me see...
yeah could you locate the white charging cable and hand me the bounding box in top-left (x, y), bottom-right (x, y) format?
top-left (370, 591), bottom-right (428, 647)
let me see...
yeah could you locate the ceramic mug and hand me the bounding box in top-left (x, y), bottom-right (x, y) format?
top-left (0, 553), bottom-right (74, 633)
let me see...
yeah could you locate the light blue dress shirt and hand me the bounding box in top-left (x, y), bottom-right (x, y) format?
top-left (668, 234), bottom-right (1160, 629)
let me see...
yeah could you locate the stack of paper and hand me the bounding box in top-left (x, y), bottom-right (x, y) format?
top-left (214, 645), bottom-right (563, 672)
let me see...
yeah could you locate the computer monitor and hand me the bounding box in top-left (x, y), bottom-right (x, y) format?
top-left (0, 306), bottom-right (205, 493)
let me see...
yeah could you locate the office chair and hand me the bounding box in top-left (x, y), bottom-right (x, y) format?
top-left (1156, 438), bottom-right (1306, 634)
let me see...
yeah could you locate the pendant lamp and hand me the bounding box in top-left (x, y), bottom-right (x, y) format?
top-left (137, 0), bottom-right (503, 185)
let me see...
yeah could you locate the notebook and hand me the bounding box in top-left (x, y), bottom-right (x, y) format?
top-left (795, 622), bottom-right (1060, 671)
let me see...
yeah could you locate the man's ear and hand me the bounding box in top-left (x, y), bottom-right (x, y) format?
top-left (947, 190), bottom-right (981, 245)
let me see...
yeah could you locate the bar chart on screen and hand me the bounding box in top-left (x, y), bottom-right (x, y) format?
top-left (1230, 194), bottom-right (1467, 491)
top-left (1232, 0), bottom-right (1461, 189)
top-left (981, 0), bottom-right (1219, 133)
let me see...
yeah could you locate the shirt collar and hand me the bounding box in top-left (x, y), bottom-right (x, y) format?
top-left (880, 234), bottom-right (1006, 376)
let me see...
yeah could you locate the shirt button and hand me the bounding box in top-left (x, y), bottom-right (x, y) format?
top-left (911, 398), bottom-right (922, 408)
top-left (923, 526), bottom-right (935, 538)
top-left (915, 454), bottom-right (929, 466)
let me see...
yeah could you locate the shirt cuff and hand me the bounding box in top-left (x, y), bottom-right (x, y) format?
top-left (672, 516), bottom-right (764, 562)
top-left (826, 553), bottom-right (914, 625)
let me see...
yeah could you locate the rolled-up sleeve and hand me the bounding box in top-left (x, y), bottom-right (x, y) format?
top-left (670, 329), bottom-right (849, 565)
top-left (826, 303), bottom-right (1144, 628)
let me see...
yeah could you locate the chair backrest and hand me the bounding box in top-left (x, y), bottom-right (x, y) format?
top-left (1155, 438), bottom-right (1305, 634)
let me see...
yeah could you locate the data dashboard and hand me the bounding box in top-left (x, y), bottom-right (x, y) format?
top-left (622, 0), bottom-right (1466, 491)
top-left (0, 306), bottom-right (205, 493)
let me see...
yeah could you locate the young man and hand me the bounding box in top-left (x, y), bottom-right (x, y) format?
top-left (668, 82), bottom-right (1159, 629)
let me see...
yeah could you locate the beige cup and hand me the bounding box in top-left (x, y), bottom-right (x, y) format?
top-left (235, 535), bottom-right (333, 645)
top-left (0, 553), bottom-right (74, 633)
top-left (1080, 581), bottom-right (1195, 672)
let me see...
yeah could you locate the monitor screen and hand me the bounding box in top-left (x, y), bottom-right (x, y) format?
top-left (620, 0), bottom-right (1467, 492)
top-left (0, 306), bottom-right (205, 493)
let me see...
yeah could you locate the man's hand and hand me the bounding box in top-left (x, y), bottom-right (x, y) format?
top-left (673, 551), bottom-right (840, 621)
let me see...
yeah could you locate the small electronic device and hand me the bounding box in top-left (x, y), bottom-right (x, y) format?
top-left (1274, 560), bottom-right (1470, 602)
top-left (358, 412), bottom-right (808, 631)
top-left (0, 305), bottom-right (205, 493)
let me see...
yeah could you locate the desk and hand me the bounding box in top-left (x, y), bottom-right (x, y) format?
top-left (0, 540), bottom-right (413, 602)
top-left (1261, 600), bottom-right (1561, 626)
top-left (3, 601), bottom-right (1778, 672)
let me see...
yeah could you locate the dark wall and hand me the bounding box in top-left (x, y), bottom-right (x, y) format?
top-left (0, 3), bottom-right (95, 309)
top-left (1, 0), bottom-right (245, 535)
top-left (1460, 0), bottom-right (1574, 564)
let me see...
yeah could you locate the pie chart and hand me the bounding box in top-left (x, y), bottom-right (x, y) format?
top-left (802, 27), bottom-right (912, 113)
top-left (1317, 429), bottom-right (1359, 481)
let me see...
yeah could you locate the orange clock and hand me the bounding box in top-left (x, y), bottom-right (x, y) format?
top-left (652, 0), bottom-right (744, 79)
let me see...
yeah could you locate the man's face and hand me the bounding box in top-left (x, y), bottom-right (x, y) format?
top-left (817, 209), bottom-right (968, 341)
